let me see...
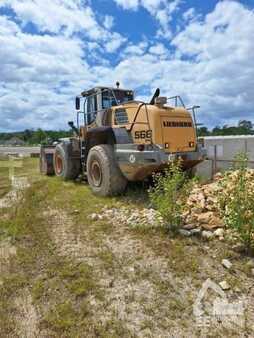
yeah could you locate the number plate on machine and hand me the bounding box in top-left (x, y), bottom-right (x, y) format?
top-left (134, 130), bottom-right (152, 139)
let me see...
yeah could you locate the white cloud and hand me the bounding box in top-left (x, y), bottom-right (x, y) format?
top-left (170, 1), bottom-right (254, 123)
top-left (0, 0), bottom-right (254, 131)
top-left (113, 1), bottom-right (254, 126)
top-left (0, 0), bottom-right (100, 37)
top-left (105, 33), bottom-right (127, 53)
top-left (182, 8), bottom-right (196, 22)
top-left (104, 15), bottom-right (114, 30)
top-left (0, 0), bottom-right (126, 51)
top-left (0, 15), bottom-right (97, 131)
top-left (149, 43), bottom-right (169, 57)
top-left (121, 41), bottom-right (148, 56)
top-left (114, 0), bottom-right (139, 10)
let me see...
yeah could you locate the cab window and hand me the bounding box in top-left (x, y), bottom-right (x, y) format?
top-left (102, 91), bottom-right (117, 109)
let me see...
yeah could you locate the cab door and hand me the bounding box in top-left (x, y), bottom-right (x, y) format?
top-left (86, 95), bottom-right (97, 125)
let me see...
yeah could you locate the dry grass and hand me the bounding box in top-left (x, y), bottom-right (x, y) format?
top-left (0, 163), bottom-right (11, 197)
top-left (0, 157), bottom-right (253, 337)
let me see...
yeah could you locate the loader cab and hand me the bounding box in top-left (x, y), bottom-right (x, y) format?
top-left (77, 85), bottom-right (134, 127)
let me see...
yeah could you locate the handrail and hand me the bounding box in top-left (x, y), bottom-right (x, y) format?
top-left (129, 102), bottom-right (150, 132)
top-left (167, 96), bottom-right (185, 108)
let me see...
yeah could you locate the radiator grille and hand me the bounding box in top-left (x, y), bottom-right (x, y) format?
top-left (115, 109), bottom-right (129, 125)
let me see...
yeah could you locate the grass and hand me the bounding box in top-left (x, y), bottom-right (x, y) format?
top-left (0, 160), bottom-right (102, 336)
top-left (0, 157), bottom-right (253, 337)
top-left (0, 161), bottom-right (11, 197)
top-left (44, 301), bottom-right (79, 331)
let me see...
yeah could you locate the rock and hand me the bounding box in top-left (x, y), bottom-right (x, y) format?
top-left (251, 269), bottom-right (254, 276)
top-left (246, 260), bottom-right (254, 268)
top-left (232, 244), bottom-right (246, 253)
top-left (219, 280), bottom-right (230, 290)
top-left (90, 213), bottom-right (98, 221)
top-left (179, 229), bottom-right (191, 237)
top-left (209, 216), bottom-right (224, 227)
top-left (201, 223), bottom-right (220, 231)
top-left (222, 259), bottom-right (232, 269)
top-left (197, 212), bottom-right (214, 224)
top-left (183, 223), bottom-right (196, 230)
top-left (201, 230), bottom-right (213, 240)
top-left (192, 207), bottom-right (203, 215)
top-left (185, 215), bottom-right (195, 224)
top-left (214, 228), bottom-right (224, 237)
top-left (214, 172), bottom-right (223, 180)
top-left (182, 210), bottom-right (190, 218)
top-left (190, 228), bottom-right (201, 236)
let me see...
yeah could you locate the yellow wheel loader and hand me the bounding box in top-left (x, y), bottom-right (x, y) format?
top-left (40, 83), bottom-right (205, 196)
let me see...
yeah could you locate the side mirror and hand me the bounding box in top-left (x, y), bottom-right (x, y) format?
top-left (68, 121), bottom-right (79, 135)
top-left (75, 97), bottom-right (80, 110)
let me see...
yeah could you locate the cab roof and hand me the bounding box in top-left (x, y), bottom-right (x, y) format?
top-left (81, 86), bottom-right (133, 97)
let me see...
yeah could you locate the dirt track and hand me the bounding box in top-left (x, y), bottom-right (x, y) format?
top-left (0, 158), bottom-right (253, 337)
top-left (0, 146), bottom-right (40, 156)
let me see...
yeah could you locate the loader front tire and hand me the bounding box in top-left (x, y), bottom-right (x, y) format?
top-left (54, 143), bottom-right (80, 180)
top-left (87, 145), bottom-right (127, 196)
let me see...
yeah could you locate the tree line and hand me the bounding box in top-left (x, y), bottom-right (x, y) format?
top-left (197, 120), bottom-right (253, 137)
top-left (0, 120), bottom-right (253, 145)
top-left (0, 129), bottom-right (72, 145)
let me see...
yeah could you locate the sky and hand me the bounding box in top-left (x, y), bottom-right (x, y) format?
top-left (0, 0), bottom-right (254, 132)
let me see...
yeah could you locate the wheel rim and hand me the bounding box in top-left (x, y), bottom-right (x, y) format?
top-left (55, 153), bottom-right (63, 175)
top-left (91, 160), bottom-right (102, 187)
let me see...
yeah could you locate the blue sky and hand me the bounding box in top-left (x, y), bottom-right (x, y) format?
top-left (0, 0), bottom-right (254, 132)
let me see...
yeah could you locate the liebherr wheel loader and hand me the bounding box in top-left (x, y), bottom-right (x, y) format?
top-left (40, 83), bottom-right (206, 196)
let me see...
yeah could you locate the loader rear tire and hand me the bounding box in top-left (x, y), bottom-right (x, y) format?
top-left (54, 143), bottom-right (80, 180)
top-left (87, 145), bottom-right (127, 196)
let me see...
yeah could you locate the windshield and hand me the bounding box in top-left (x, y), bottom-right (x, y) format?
top-left (102, 89), bottom-right (133, 109)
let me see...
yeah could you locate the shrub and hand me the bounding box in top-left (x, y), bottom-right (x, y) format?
top-left (149, 160), bottom-right (194, 232)
top-left (219, 154), bottom-right (254, 253)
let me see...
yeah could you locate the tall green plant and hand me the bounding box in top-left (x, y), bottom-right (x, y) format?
top-left (149, 160), bottom-right (193, 232)
top-left (219, 154), bottom-right (254, 253)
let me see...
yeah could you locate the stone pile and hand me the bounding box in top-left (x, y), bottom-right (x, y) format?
top-left (181, 169), bottom-right (254, 239)
top-left (89, 206), bottom-right (163, 229)
top-left (181, 176), bottom-right (224, 237)
top-left (89, 169), bottom-right (254, 240)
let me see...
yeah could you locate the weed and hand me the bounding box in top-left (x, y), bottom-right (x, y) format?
top-left (31, 278), bottom-right (45, 301)
top-left (219, 154), bottom-right (254, 254)
top-left (149, 160), bottom-right (194, 232)
top-left (44, 301), bottom-right (78, 331)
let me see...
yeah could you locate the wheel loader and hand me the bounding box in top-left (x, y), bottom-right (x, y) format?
top-left (40, 83), bottom-right (206, 196)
